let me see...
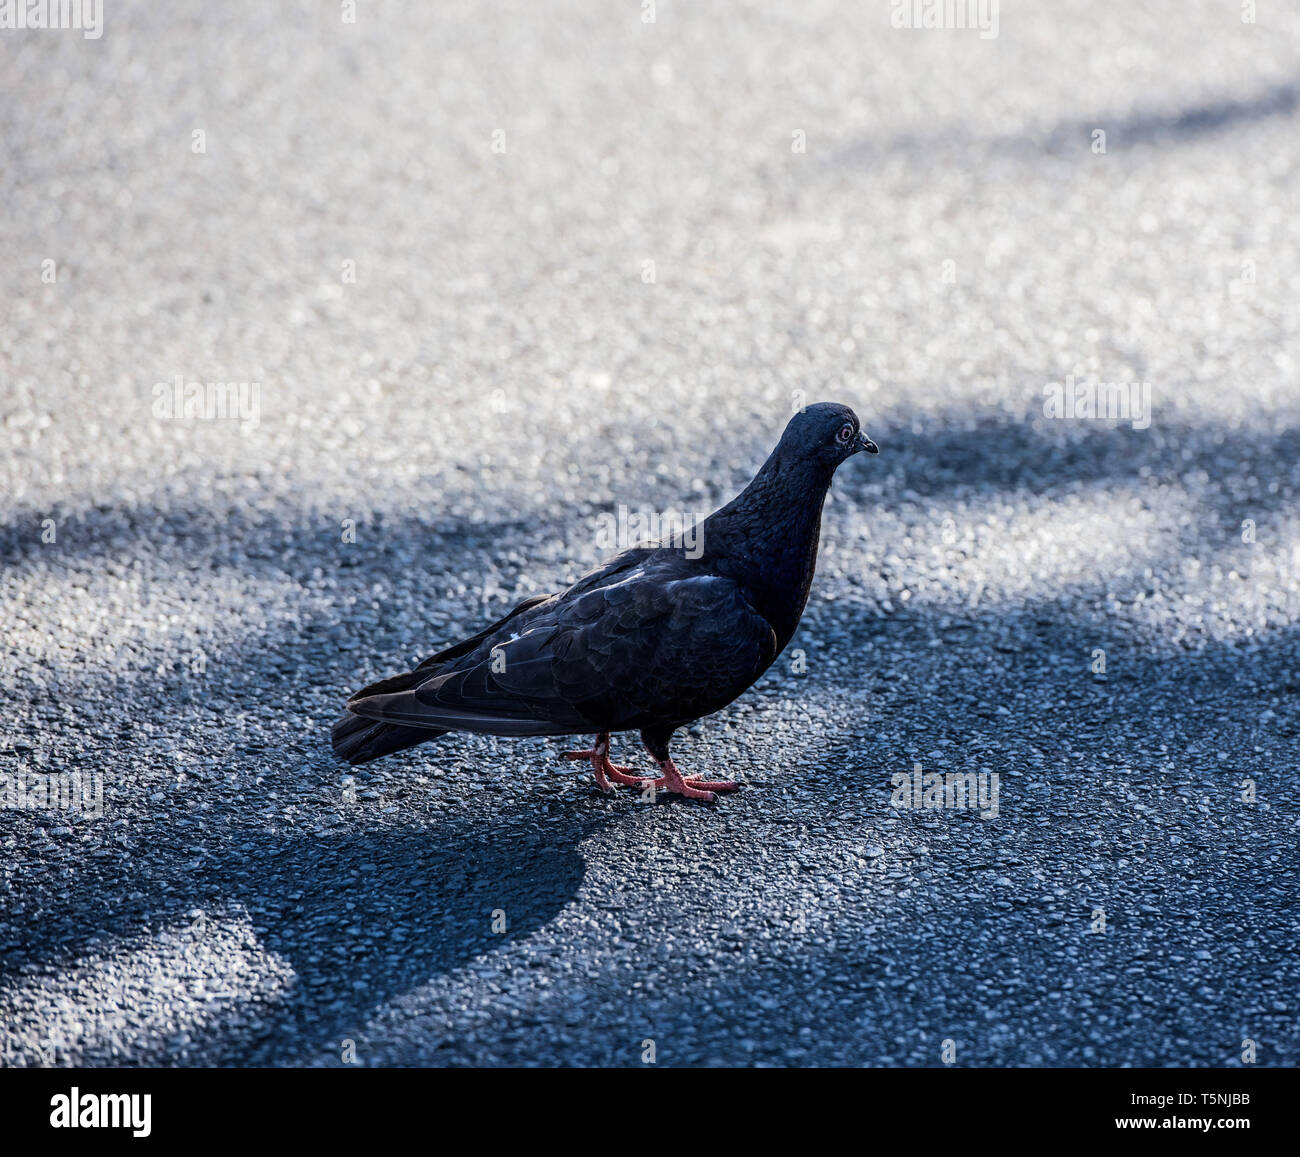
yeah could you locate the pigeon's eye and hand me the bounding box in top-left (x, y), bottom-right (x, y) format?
top-left (836, 423), bottom-right (854, 445)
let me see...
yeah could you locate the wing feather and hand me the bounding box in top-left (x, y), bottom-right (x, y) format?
top-left (348, 551), bottom-right (778, 736)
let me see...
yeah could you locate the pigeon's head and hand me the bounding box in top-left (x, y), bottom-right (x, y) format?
top-left (780, 402), bottom-right (879, 469)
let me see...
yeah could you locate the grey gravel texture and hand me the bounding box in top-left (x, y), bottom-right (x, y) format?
top-left (1, 1), bottom-right (1298, 1067)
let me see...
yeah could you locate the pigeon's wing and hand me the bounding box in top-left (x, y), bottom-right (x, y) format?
top-left (413, 594), bottom-right (553, 669)
top-left (546, 568), bottom-right (779, 730)
top-left (347, 593), bottom-right (555, 702)
top-left (343, 548), bottom-right (654, 733)
top-left (347, 556), bottom-right (778, 736)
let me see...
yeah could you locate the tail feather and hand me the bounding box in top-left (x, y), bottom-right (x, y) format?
top-left (331, 710), bottom-right (446, 765)
top-left (348, 663), bottom-right (438, 704)
top-left (334, 595), bottom-right (555, 765)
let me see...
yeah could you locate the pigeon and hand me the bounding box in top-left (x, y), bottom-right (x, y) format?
top-left (332, 402), bottom-right (878, 800)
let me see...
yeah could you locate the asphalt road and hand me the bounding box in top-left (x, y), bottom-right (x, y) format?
top-left (1, 1), bottom-right (1298, 1066)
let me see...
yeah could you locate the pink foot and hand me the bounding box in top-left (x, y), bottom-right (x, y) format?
top-left (561, 734), bottom-right (634, 793)
top-left (637, 758), bottom-right (740, 802)
top-left (561, 736), bottom-right (741, 801)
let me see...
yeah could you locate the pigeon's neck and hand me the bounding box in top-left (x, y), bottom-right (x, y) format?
top-left (703, 448), bottom-right (835, 647)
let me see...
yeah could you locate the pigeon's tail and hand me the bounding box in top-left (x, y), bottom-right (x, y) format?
top-left (331, 710), bottom-right (447, 765)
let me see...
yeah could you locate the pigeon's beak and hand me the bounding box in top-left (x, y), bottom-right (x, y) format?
top-left (855, 432), bottom-right (879, 455)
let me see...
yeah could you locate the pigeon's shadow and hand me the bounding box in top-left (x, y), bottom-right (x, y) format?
top-left (202, 818), bottom-right (592, 1065)
top-left (4, 809), bottom-right (600, 1066)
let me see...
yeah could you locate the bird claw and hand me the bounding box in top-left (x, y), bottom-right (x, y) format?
top-left (560, 749), bottom-right (633, 777)
top-left (604, 764), bottom-right (643, 786)
top-left (635, 761), bottom-right (740, 802)
top-left (562, 738), bottom-right (630, 793)
top-left (563, 736), bottom-right (739, 801)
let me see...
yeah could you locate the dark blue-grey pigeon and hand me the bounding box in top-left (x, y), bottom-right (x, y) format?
top-left (332, 402), bottom-right (878, 800)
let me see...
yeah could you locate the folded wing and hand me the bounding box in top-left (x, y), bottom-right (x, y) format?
top-left (346, 550), bottom-right (778, 737)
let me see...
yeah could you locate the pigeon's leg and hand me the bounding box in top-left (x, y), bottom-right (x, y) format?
top-left (646, 757), bottom-right (740, 802)
top-left (633, 729), bottom-right (741, 802)
top-left (603, 763), bottom-right (650, 788)
top-left (560, 732), bottom-right (636, 793)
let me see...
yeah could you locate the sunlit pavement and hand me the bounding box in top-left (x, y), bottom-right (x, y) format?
top-left (1, 2), bottom-right (1298, 1066)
